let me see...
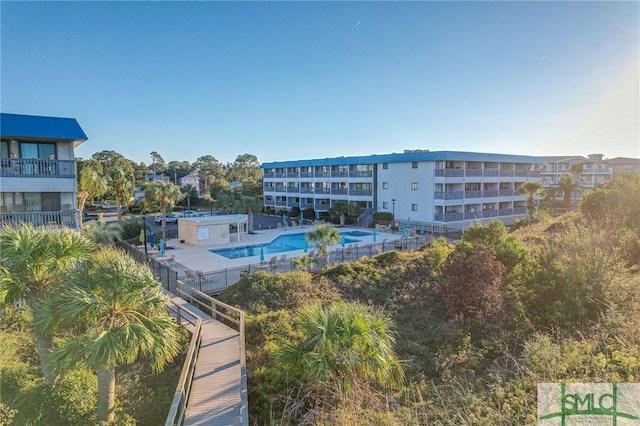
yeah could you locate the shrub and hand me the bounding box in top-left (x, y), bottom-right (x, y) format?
top-left (46, 368), bottom-right (97, 425)
top-left (373, 211), bottom-right (392, 222)
top-left (120, 219), bottom-right (144, 240)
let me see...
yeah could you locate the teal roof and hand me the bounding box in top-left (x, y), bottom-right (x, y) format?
top-left (1, 113), bottom-right (87, 141)
top-left (262, 151), bottom-right (544, 168)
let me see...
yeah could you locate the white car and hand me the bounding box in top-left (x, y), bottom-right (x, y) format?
top-left (155, 214), bottom-right (180, 224)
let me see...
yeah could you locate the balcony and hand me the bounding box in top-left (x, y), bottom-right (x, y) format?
top-left (482, 209), bottom-right (498, 218)
top-left (499, 170), bottom-right (514, 177)
top-left (482, 190), bottom-right (499, 198)
top-left (331, 188), bottom-right (348, 195)
top-left (274, 172), bottom-right (287, 178)
top-left (435, 168), bottom-right (464, 177)
top-left (434, 212), bottom-right (464, 222)
top-left (349, 189), bottom-right (372, 196)
top-left (434, 191), bottom-right (464, 200)
top-left (0, 210), bottom-right (78, 229)
top-left (275, 186), bottom-right (286, 193)
top-left (349, 170), bottom-right (373, 178)
top-left (300, 172), bottom-right (313, 178)
top-left (331, 170), bottom-right (349, 178)
top-left (286, 187), bottom-right (299, 193)
top-left (314, 188), bottom-right (330, 194)
top-left (1, 158), bottom-right (76, 178)
top-left (464, 190), bottom-right (482, 198)
top-left (263, 172), bottom-right (275, 179)
top-left (300, 187), bottom-right (314, 194)
top-left (499, 189), bottom-right (514, 197)
top-left (315, 171), bottom-right (330, 178)
top-left (287, 172), bottom-right (300, 178)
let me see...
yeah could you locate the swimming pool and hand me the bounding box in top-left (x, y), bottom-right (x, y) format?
top-left (210, 231), bottom-right (372, 259)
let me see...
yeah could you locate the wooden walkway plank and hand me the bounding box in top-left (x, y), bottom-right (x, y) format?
top-left (184, 318), bottom-right (243, 425)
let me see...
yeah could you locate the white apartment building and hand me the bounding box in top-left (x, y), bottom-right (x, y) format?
top-left (1, 113), bottom-right (88, 229)
top-left (262, 150), bottom-right (543, 230)
top-left (540, 154), bottom-right (614, 191)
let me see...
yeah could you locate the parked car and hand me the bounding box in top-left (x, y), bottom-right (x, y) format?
top-left (182, 210), bottom-right (200, 217)
top-left (155, 214), bottom-right (180, 224)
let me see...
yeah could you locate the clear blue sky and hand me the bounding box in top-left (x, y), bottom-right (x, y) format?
top-left (2, 1), bottom-right (638, 165)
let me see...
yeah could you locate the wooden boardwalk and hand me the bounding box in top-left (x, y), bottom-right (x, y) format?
top-left (185, 317), bottom-right (243, 425)
top-left (167, 292), bottom-right (247, 426)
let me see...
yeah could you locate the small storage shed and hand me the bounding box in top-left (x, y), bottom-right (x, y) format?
top-left (178, 214), bottom-right (248, 247)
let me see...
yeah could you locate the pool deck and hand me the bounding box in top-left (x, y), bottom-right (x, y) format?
top-left (158, 225), bottom-right (404, 275)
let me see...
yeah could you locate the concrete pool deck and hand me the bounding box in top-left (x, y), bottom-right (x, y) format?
top-left (156, 225), bottom-right (406, 275)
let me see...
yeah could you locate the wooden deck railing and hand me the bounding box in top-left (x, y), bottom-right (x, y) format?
top-left (164, 282), bottom-right (247, 425)
top-left (165, 298), bottom-right (203, 426)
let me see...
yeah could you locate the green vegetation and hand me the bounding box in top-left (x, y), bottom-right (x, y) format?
top-left (1, 228), bottom-right (185, 424)
top-left (216, 173), bottom-right (640, 424)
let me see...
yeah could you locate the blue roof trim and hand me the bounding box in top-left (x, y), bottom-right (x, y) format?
top-left (0, 113), bottom-right (88, 141)
top-left (261, 151), bottom-right (544, 168)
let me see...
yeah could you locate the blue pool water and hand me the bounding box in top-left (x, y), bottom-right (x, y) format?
top-left (210, 231), bottom-right (372, 259)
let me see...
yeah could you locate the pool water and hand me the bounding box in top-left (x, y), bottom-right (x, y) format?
top-left (210, 231), bottom-right (372, 259)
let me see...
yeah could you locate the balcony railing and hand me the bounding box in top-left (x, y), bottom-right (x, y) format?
top-left (434, 212), bottom-right (464, 222)
top-left (300, 187), bottom-right (314, 193)
top-left (1, 158), bottom-right (76, 178)
top-left (315, 171), bottom-right (330, 177)
top-left (331, 171), bottom-right (349, 178)
top-left (274, 172), bottom-right (286, 178)
top-left (286, 187), bottom-right (299, 193)
top-left (349, 189), bottom-right (373, 196)
top-left (300, 172), bottom-right (313, 178)
top-left (482, 209), bottom-right (498, 218)
top-left (314, 188), bottom-right (330, 194)
top-left (331, 188), bottom-right (348, 195)
top-left (513, 206), bottom-right (526, 215)
top-left (349, 171), bottom-right (373, 178)
top-left (0, 211), bottom-right (78, 229)
top-left (263, 172), bottom-right (275, 179)
top-left (275, 186), bottom-right (286, 192)
top-left (464, 190), bottom-right (482, 198)
top-left (287, 172), bottom-right (299, 178)
top-left (434, 191), bottom-right (464, 200)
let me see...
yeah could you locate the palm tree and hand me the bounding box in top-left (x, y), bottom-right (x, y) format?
top-left (80, 216), bottom-right (123, 246)
top-left (517, 181), bottom-right (543, 222)
top-left (181, 184), bottom-right (199, 210)
top-left (305, 224), bottom-right (341, 268)
top-left (146, 181), bottom-right (183, 241)
top-left (35, 247), bottom-right (182, 422)
top-left (276, 301), bottom-right (404, 396)
top-left (107, 160), bottom-right (136, 225)
top-left (558, 173), bottom-right (580, 206)
top-left (0, 225), bottom-right (93, 385)
top-left (214, 189), bottom-right (238, 214)
top-left (328, 201), bottom-right (359, 225)
top-left (77, 160), bottom-right (108, 229)
top-left (233, 195), bottom-right (263, 233)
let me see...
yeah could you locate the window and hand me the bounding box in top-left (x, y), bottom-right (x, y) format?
top-left (382, 163), bottom-right (388, 169)
top-left (412, 162), bottom-right (418, 169)
top-left (383, 202), bottom-right (388, 209)
top-left (382, 182), bottom-right (388, 189)
top-left (411, 204), bottom-right (418, 211)
top-left (411, 182), bottom-right (418, 190)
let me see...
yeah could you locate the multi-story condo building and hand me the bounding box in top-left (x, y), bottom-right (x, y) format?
top-left (608, 157), bottom-right (640, 175)
top-left (540, 154), bottom-right (614, 192)
top-left (0, 113), bottom-right (88, 229)
top-left (262, 150), bottom-right (543, 230)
